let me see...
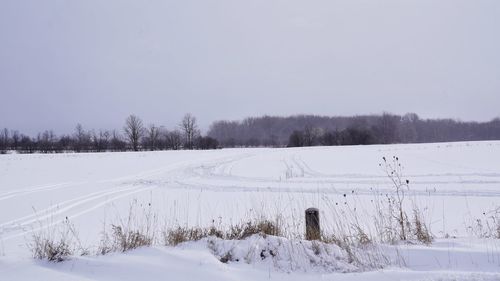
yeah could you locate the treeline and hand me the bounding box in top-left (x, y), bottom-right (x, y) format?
top-left (2, 112), bottom-right (500, 154)
top-left (0, 114), bottom-right (218, 154)
top-left (207, 113), bottom-right (500, 147)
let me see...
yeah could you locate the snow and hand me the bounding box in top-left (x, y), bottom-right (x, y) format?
top-left (1, 141), bottom-right (500, 280)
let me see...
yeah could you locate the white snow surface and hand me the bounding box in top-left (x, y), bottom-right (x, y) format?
top-left (1, 141), bottom-right (500, 280)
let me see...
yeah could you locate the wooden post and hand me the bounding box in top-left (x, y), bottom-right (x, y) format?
top-left (305, 207), bottom-right (320, 240)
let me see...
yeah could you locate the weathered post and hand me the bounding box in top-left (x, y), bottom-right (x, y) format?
top-left (305, 207), bottom-right (320, 240)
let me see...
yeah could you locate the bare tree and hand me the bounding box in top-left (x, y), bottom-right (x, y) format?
top-left (38, 130), bottom-right (56, 153)
top-left (179, 113), bottom-right (199, 149)
top-left (373, 112), bottom-right (400, 144)
top-left (19, 135), bottom-right (35, 153)
top-left (11, 130), bottom-right (20, 151)
top-left (145, 124), bottom-right (161, 151)
top-left (288, 130), bottom-right (304, 147)
top-left (303, 125), bottom-right (321, 146)
top-left (0, 128), bottom-right (9, 153)
top-left (398, 113), bottom-right (419, 143)
top-left (74, 124), bottom-right (91, 152)
top-left (110, 130), bottom-right (126, 151)
top-left (58, 135), bottom-right (73, 152)
top-left (124, 115), bottom-right (144, 151)
top-left (166, 130), bottom-right (182, 150)
top-left (91, 130), bottom-right (110, 152)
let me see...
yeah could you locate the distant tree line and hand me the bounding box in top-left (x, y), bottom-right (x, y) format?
top-left (3, 112), bottom-right (500, 154)
top-left (0, 113), bottom-right (218, 154)
top-left (207, 113), bottom-right (500, 147)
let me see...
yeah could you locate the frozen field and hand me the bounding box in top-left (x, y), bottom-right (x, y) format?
top-left (1, 141), bottom-right (500, 280)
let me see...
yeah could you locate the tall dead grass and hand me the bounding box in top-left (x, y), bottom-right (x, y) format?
top-left (29, 217), bottom-right (87, 262)
top-left (98, 201), bottom-right (157, 254)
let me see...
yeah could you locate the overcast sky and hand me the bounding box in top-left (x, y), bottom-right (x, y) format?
top-left (1, 0), bottom-right (499, 135)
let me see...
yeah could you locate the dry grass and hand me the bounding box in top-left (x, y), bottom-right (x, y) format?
top-left (376, 156), bottom-right (433, 244)
top-left (164, 226), bottom-right (210, 246)
top-left (413, 208), bottom-right (432, 244)
top-left (467, 207), bottom-right (500, 239)
top-left (164, 218), bottom-right (284, 246)
top-left (227, 219), bottom-right (283, 239)
top-left (31, 234), bottom-right (72, 262)
top-left (29, 218), bottom-right (81, 262)
top-left (110, 224), bottom-right (154, 252)
top-left (98, 202), bottom-right (157, 254)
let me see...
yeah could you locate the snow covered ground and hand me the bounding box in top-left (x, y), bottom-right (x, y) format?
top-left (1, 141), bottom-right (500, 280)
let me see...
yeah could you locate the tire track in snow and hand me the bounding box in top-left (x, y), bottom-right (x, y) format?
top-left (0, 152), bottom-right (258, 241)
top-left (170, 152), bottom-right (500, 197)
top-left (0, 185), bottom-right (141, 229)
top-left (0, 182), bottom-right (86, 202)
top-left (1, 185), bottom-right (157, 240)
top-left (171, 179), bottom-right (500, 197)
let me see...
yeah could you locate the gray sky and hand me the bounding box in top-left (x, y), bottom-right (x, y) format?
top-left (1, 0), bottom-right (499, 135)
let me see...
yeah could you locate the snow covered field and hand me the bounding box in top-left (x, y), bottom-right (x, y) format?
top-left (1, 141), bottom-right (500, 280)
